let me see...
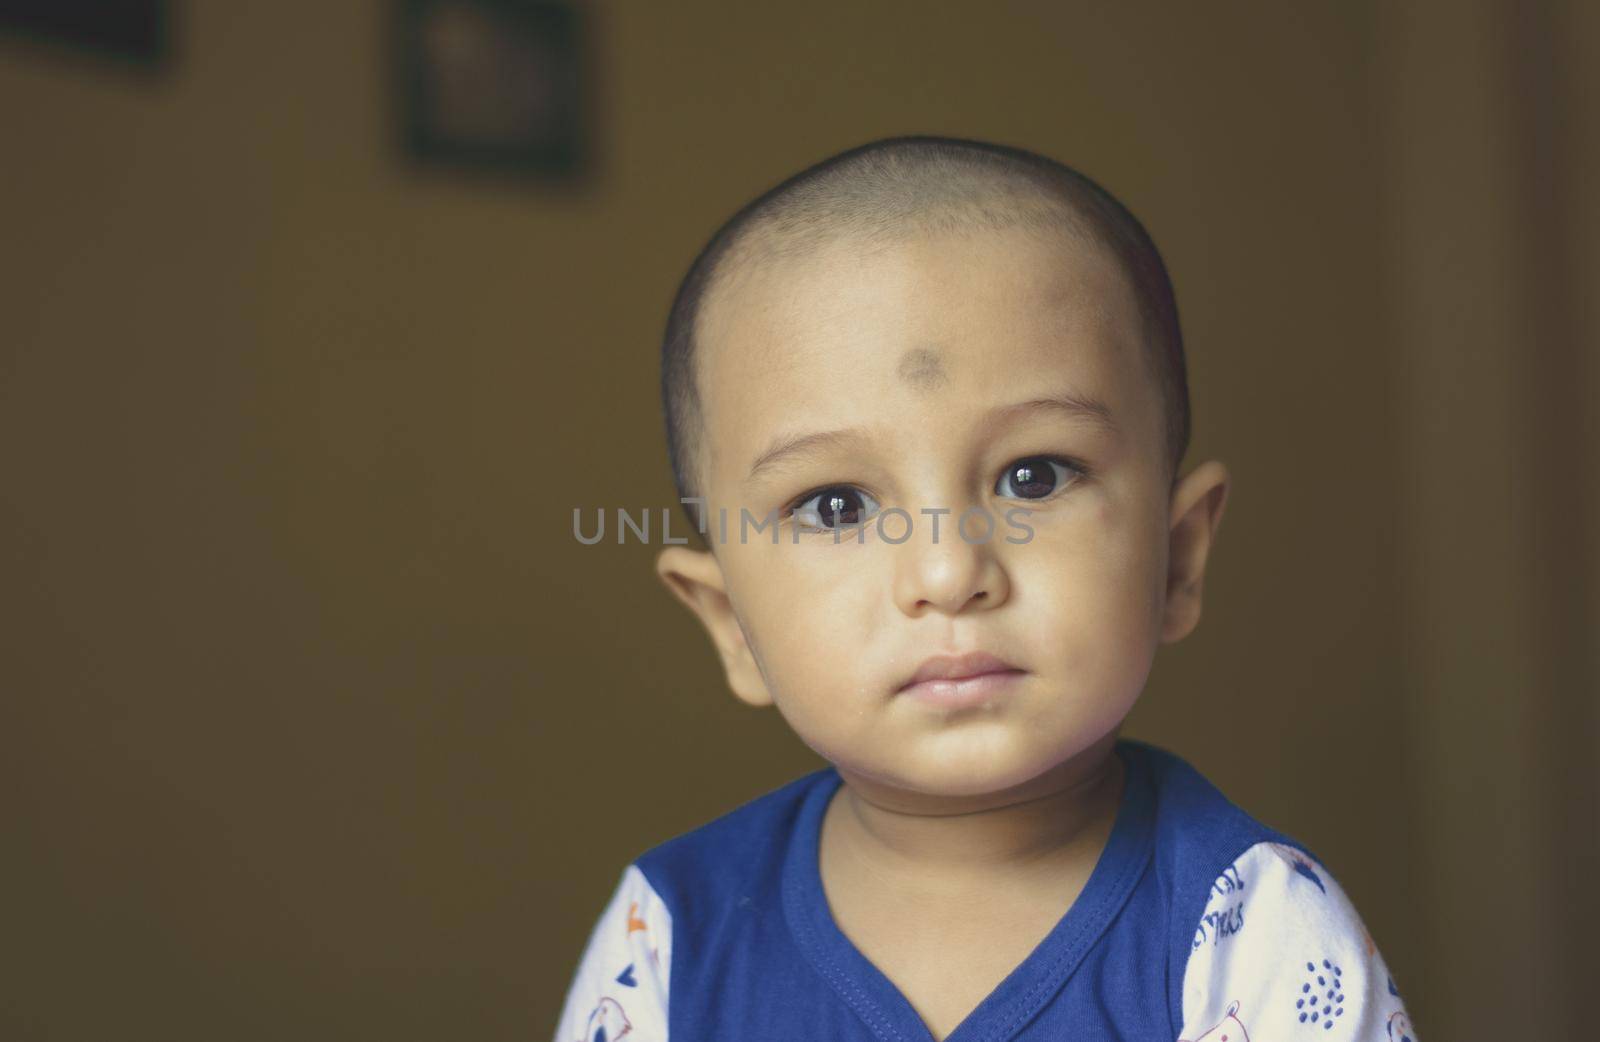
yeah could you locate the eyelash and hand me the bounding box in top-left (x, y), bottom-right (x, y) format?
top-left (782, 454), bottom-right (1091, 532)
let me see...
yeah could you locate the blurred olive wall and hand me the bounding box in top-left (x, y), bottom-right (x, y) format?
top-left (1, 3), bottom-right (1593, 1040)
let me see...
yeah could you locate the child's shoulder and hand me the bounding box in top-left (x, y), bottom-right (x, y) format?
top-left (1126, 736), bottom-right (1312, 838)
top-left (1124, 737), bottom-right (1324, 915)
top-left (1126, 737), bottom-right (1318, 868)
top-left (627, 764), bottom-right (835, 911)
top-left (1125, 740), bottom-right (1416, 1039)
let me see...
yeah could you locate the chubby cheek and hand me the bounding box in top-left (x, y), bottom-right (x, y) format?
top-left (1015, 510), bottom-right (1165, 700)
top-left (726, 544), bottom-right (890, 730)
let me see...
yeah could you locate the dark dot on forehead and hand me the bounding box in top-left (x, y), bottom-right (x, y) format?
top-left (897, 347), bottom-right (947, 390)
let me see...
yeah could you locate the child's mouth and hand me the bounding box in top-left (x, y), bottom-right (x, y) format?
top-left (895, 651), bottom-right (1027, 710)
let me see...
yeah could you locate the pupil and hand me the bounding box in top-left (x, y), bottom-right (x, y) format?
top-left (1011, 458), bottom-right (1056, 498)
top-left (819, 489), bottom-right (863, 527)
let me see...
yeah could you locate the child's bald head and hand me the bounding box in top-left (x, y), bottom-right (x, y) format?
top-left (660, 135), bottom-right (1189, 516)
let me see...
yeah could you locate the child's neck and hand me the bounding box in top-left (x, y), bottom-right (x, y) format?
top-left (823, 734), bottom-right (1126, 897)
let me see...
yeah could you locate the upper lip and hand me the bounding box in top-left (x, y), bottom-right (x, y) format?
top-left (898, 651), bottom-right (1024, 691)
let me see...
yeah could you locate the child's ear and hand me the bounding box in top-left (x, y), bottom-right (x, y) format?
top-left (1160, 460), bottom-right (1231, 644)
top-left (654, 546), bottom-right (775, 708)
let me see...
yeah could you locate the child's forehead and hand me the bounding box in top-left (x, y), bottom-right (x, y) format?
top-left (693, 225), bottom-right (1158, 482)
top-left (698, 225), bottom-right (1142, 409)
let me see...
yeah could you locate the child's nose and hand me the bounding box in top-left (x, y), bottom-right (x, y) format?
top-left (890, 518), bottom-right (1010, 617)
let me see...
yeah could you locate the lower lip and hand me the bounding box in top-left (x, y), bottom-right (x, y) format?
top-left (898, 670), bottom-right (1026, 710)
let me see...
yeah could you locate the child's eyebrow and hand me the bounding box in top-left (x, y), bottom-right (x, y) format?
top-left (986, 391), bottom-right (1121, 439)
top-left (743, 390), bottom-right (1119, 485)
top-left (745, 428), bottom-right (870, 485)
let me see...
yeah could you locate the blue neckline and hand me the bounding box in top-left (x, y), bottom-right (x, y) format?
top-left (781, 739), bottom-right (1156, 1042)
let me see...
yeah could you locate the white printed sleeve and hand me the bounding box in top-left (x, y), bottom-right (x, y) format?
top-left (1177, 842), bottom-right (1417, 1042)
top-left (553, 863), bottom-right (673, 1042)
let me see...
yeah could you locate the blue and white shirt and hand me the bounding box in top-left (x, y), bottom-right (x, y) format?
top-left (554, 738), bottom-right (1417, 1042)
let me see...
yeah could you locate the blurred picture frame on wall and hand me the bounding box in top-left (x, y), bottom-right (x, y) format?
top-left (0, 0), bottom-right (169, 69)
top-left (395, 0), bottom-right (588, 181)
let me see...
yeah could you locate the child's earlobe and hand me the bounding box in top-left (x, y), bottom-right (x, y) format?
top-left (653, 548), bottom-right (775, 708)
top-left (1160, 461), bottom-right (1231, 644)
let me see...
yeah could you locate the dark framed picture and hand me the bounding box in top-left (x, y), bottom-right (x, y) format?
top-left (396, 0), bottom-right (588, 179)
top-left (0, 0), bottom-right (170, 68)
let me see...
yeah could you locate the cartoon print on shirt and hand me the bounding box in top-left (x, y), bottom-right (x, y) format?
top-left (1293, 958), bottom-right (1345, 1029)
top-left (577, 995), bottom-right (632, 1042)
top-left (1180, 999), bottom-right (1252, 1042)
top-left (1193, 861), bottom-right (1247, 950)
top-left (570, 890), bottom-right (657, 1040)
top-left (621, 898), bottom-right (663, 981)
top-left (1280, 848), bottom-right (1327, 895)
top-left (1210, 863), bottom-right (1245, 900)
top-left (1193, 900), bottom-right (1245, 949)
top-left (1384, 975), bottom-right (1415, 1041)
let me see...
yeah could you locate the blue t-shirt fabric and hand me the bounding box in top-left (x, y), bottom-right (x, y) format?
top-left (554, 737), bottom-right (1417, 1042)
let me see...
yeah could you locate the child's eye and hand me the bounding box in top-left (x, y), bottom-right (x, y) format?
top-left (994, 456), bottom-right (1084, 500)
top-left (790, 486), bottom-right (881, 531)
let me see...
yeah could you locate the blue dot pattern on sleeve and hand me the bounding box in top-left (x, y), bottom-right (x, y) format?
top-left (1178, 843), bottom-right (1417, 1041)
